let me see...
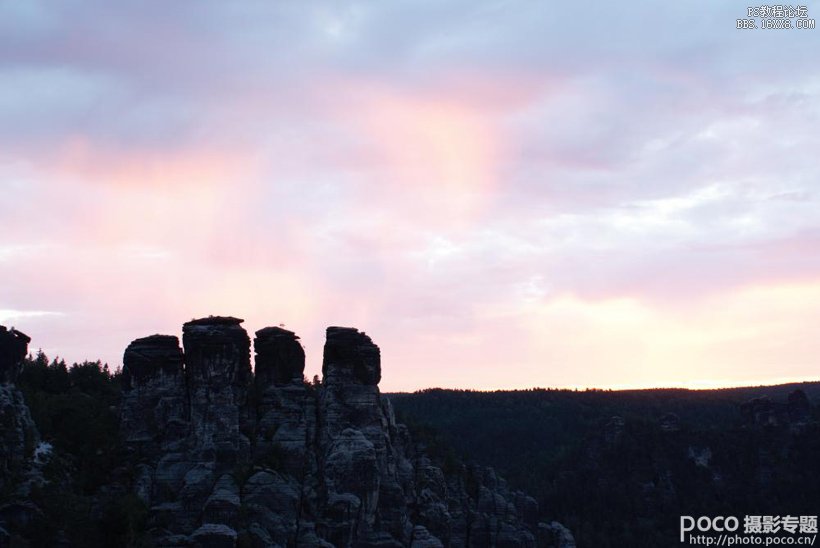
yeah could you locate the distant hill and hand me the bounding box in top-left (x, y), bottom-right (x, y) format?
top-left (389, 382), bottom-right (820, 547)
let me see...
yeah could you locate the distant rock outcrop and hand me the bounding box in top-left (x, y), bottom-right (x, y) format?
top-left (120, 317), bottom-right (550, 547)
top-left (740, 389), bottom-right (811, 428)
top-left (659, 412), bottom-right (681, 433)
top-left (787, 389), bottom-right (810, 424)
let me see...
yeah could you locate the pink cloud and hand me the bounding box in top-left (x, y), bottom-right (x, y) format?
top-left (2, 1), bottom-right (820, 391)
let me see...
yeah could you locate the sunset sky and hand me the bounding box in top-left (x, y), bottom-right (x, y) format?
top-left (2, 1), bottom-right (819, 391)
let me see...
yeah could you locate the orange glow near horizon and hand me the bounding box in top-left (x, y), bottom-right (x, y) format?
top-left (374, 279), bottom-right (820, 392)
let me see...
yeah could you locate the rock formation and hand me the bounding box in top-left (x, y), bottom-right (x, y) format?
top-left (0, 327), bottom-right (38, 484)
top-left (787, 389), bottom-right (810, 423)
top-left (740, 390), bottom-right (812, 428)
top-left (121, 334), bottom-right (187, 461)
top-left (0, 326), bottom-right (30, 384)
top-left (120, 317), bottom-right (548, 547)
top-left (659, 412), bottom-right (680, 433)
top-left (0, 326), bottom-right (44, 543)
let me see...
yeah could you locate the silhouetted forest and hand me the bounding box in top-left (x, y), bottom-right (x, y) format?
top-left (390, 385), bottom-right (820, 547)
top-left (12, 352), bottom-right (145, 547)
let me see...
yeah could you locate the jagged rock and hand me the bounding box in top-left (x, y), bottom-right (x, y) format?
top-left (0, 326), bottom-right (38, 495)
top-left (297, 523), bottom-right (335, 548)
top-left (0, 384), bottom-right (39, 491)
top-left (191, 522), bottom-right (237, 548)
top-left (154, 451), bottom-right (193, 495)
top-left (122, 334), bottom-right (185, 390)
top-left (741, 396), bottom-right (778, 426)
top-left (178, 463), bottom-right (216, 525)
top-left (0, 326), bottom-right (29, 384)
top-left (254, 327), bottom-right (304, 387)
top-left (323, 326), bottom-right (381, 386)
top-left (152, 531), bottom-right (191, 547)
top-left (409, 525), bottom-right (443, 547)
top-left (182, 316), bottom-right (251, 469)
top-left (121, 335), bottom-right (193, 534)
top-left (203, 475), bottom-right (240, 528)
top-left (741, 390), bottom-right (813, 429)
top-left (245, 522), bottom-right (275, 548)
top-left (121, 335), bottom-right (187, 458)
top-left (324, 428), bottom-right (379, 501)
top-left (323, 428), bottom-right (380, 543)
top-left (360, 530), bottom-right (405, 547)
top-left (538, 521), bottom-right (576, 548)
top-left (133, 463), bottom-right (153, 504)
top-left (320, 327), bottom-right (388, 457)
top-left (253, 326), bottom-right (308, 475)
top-left (320, 327), bottom-right (416, 544)
top-left (242, 470), bottom-right (301, 545)
top-left (0, 327), bottom-right (46, 544)
top-left (513, 493), bottom-right (539, 528)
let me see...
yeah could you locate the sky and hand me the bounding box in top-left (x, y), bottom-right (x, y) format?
top-left (1, 1), bottom-right (819, 391)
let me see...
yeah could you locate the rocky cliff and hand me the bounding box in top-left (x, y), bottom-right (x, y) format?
top-left (0, 326), bottom-right (48, 545)
top-left (120, 317), bottom-right (557, 547)
top-left (1, 326), bottom-right (38, 484)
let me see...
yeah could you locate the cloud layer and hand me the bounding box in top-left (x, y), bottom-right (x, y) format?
top-left (2, 1), bottom-right (819, 390)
